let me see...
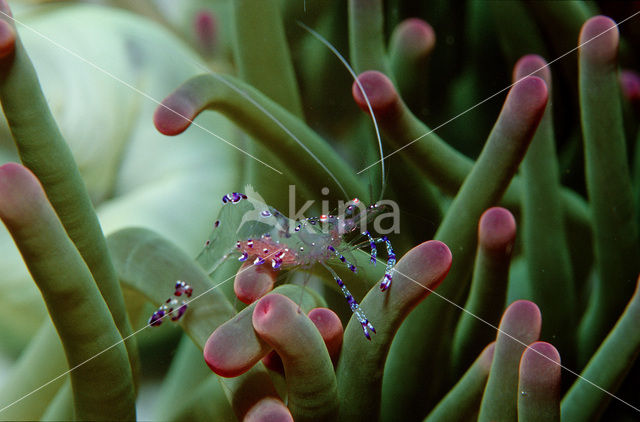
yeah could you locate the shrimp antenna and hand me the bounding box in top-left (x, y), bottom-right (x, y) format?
top-left (297, 21), bottom-right (387, 203)
top-left (209, 73), bottom-right (350, 200)
top-left (182, 59), bottom-right (351, 200)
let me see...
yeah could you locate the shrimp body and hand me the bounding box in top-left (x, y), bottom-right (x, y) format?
top-left (233, 212), bottom-right (343, 269)
top-left (149, 190), bottom-right (394, 340)
top-left (189, 186), bottom-right (395, 339)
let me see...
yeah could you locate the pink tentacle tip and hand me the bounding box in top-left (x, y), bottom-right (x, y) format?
top-left (252, 294), bottom-right (295, 335)
top-left (0, 0), bottom-right (12, 18)
top-left (501, 300), bottom-right (542, 339)
top-left (620, 70), bottom-right (640, 103)
top-left (0, 19), bottom-right (15, 59)
top-left (513, 54), bottom-right (551, 85)
top-left (478, 207), bottom-right (517, 252)
top-left (402, 240), bottom-right (452, 292)
top-left (308, 308), bottom-right (343, 363)
top-left (579, 15), bottom-right (619, 65)
top-left (508, 76), bottom-right (548, 118)
top-left (0, 163), bottom-right (44, 224)
top-left (234, 262), bottom-right (276, 304)
top-left (394, 18), bottom-right (435, 57)
top-left (426, 239), bottom-right (453, 265)
top-left (352, 71), bottom-right (400, 118)
top-left (203, 326), bottom-right (253, 378)
top-left (194, 10), bottom-right (217, 54)
top-left (519, 341), bottom-right (561, 387)
top-left (244, 397), bottom-right (293, 422)
top-left (153, 96), bottom-right (195, 136)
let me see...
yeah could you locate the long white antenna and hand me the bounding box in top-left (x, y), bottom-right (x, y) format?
top-left (297, 21), bottom-right (386, 202)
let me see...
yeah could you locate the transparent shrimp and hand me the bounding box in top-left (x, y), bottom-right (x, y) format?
top-left (148, 185), bottom-right (396, 339)
top-left (200, 187), bottom-right (395, 339)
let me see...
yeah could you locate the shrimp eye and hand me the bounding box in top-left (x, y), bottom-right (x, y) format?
top-left (345, 205), bottom-right (354, 218)
top-left (344, 198), bottom-right (362, 219)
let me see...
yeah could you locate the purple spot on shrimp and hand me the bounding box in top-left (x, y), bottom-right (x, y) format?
top-left (363, 328), bottom-right (371, 340)
top-left (260, 210), bottom-right (272, 217)
top-left (272, 258), bottom-right (282, 269)
top-left (380, 274), bottom-right (392, 291)
top-left (247, 239), bottom-right (254, 248)
top-left (222, 192), bottom-right (247, 204)
top-left (361, 320), bottom-right (376, 340)
top-left (174, 281), bottom-right (193, 297)
top-left (254, 257), bottom-right (266, 265)
top-left (149, 309), bottom-right (165, 327)
top-left (171, 303), bottom-right (188, 321)
top-left (238, 252), bottom-right (248, 262)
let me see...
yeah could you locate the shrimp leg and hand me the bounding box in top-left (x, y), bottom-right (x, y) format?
top-left (322, 263), bottom-right (375, 340)
top-left (364, 231), bottom-right (396, 291)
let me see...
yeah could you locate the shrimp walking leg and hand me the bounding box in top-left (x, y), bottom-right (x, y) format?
top-left (322, 263), bottom-right (376, 340)
top-left (364, 231), bottom-right (396, 291)
top-left (327, 244), bottom-right (358, 273)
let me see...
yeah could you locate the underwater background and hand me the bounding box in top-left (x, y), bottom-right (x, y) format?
top-left (0, 0), bottom-right (639, 421)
